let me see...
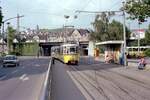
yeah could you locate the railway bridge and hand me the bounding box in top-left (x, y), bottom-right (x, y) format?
top-left (39, 41), bottom-right (89, 56)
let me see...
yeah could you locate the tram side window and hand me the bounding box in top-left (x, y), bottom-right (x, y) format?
top-left (76, 47), bottom-right (79, 53)
top-left (60, 47), bottom-right (63, 54)
top-left (63, 47), bottom-right (68, 54)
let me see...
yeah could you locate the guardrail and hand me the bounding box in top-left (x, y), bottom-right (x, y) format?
top-left (39, 57), bottom-right (54, 100)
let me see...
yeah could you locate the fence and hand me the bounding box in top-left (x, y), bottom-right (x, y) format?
top-left (39, 57), bottom-right (54, 100)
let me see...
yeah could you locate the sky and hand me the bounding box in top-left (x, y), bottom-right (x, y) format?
top-left (1, 0), bottom-right (150, 30)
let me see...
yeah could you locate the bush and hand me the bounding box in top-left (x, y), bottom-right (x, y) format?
top-left (9, 52), bottom-right (21, 56)
top-left (1, 53), bottom-right (6, 57)
top-left (144, 49), bottom-right (150, 57)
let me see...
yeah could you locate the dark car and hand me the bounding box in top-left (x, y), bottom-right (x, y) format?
top-left (2, 55), bottom-right (19, 67)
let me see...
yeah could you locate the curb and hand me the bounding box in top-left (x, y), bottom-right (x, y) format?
top-left (95, 57), bottom-right (150, 71)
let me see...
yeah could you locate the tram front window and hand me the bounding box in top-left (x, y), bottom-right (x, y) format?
top-left (70, 47), bottom-right (77, 53)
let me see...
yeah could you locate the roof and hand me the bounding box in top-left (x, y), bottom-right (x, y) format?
top-left (96, 41), bottom-right (124, 45)
top-left (77, 29), bottom-right (90, 36)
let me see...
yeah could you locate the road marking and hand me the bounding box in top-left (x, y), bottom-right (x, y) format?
top-left (0, 75), bottom-right (7, 80)
top-left (19, 74), bottom-right (29, 81)
top-left (22, 66), bottom-right (25, 69)
top-left (19, 74), bottom-right (27, 80)
top-left (12, 70), bottom-right (18, 74)
top-left (35, 64), bottom-right (40, 67)
top-left (22, 77), bottom-right (29, 81)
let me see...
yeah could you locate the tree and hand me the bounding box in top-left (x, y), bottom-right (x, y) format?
top-left (108, 20), bottom-right (124, 40)
top-left (15, 34), bottom-right (26, 43)
top-left (125, 0), bottom-right (150, 21)
top-left (91, 13), bottom-right (109, 41)
top-left (145, 25), bottom-right (150, 45)
top-left (90, 13), bottom-right (130, 42)
top-left (7, 26), bottom-right (16, 54)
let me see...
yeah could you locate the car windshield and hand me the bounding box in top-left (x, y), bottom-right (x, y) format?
top-left (4, 56), bottom-right (17, 60)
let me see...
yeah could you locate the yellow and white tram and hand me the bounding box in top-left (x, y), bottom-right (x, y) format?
top-left (51, 43), bottom-right (80, 65)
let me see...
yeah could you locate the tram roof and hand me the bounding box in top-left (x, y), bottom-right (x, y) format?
top-left (96, 41), bottom-right (124, 45)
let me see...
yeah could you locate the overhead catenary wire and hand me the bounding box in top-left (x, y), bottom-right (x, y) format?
top-left (108, 0), bottom-right (123, 11)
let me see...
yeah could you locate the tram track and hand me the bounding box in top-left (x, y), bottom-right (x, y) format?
top-left (90, 62), bottom-right (150, 100)
top-left (72, 66), bottom-right (135, 100)
top-left (68, 65), bottom-right (110, 100)
top-left (66, 62), bottom-right (150, 100)
top-left (89, 63), bottom-right (150, 91)
top-left (96, 70), bottom-right (150, 100)
top-left (68, 70), bottom-right (96, 100)
top-left (105, 69), bottom-right (150, 90)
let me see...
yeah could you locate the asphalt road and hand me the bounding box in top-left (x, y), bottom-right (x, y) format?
top-left (51, 57), bottom-right (150, 100)
top-left (51, 60), bottom-right (86, 100)
top-left (0, 57), bottom-right (50, 100)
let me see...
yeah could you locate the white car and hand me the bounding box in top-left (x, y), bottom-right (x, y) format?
top-left (2, 55), bottom-right (19, 67)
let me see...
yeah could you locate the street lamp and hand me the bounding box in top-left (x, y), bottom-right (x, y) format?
top-left (64, 15), bottom-right (70, 43)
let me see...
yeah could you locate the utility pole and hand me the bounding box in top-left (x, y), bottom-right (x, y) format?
top-left (17, 14), bottom-right (19, 34)
top-left (1, 14), bottom-right (24, 54)
top-left (123, 1), bottom-right (127, 66)
top-left (2, 22), bottom-right (4, 54)
top-left (7, 22), bottom-right (10, 54)
top-left (138, 22), bottom-right (141, 56)
top-left (64, 15), bottom-right (70, 43)
top-left (16, 14), bottom-right (24, 34)
top-left (75, 2), bottom-right (127, 66)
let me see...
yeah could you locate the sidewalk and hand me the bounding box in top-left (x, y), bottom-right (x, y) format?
top-left (94, 56), bottom-right (150, 71)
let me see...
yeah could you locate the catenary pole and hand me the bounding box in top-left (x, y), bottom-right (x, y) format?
top-left (123, 1), bottom-right (127, 66)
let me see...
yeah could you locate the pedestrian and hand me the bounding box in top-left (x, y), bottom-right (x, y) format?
top-left (105, 55), bottom-right (109, 63)
top-left (138, 56), bottom-right (146, 70)
top-left (37, 51), bottom-right (39, 58)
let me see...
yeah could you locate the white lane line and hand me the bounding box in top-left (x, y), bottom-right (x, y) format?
top-left (0, 75), bottom-right (7, 80)
top-left (19, 74), bottom-right (27, 80)
top-left (19, 74), bottom-right (29, 81)
top-left (35, 64), bottom-right (40, 67)
top-left (12, 70), bottom-right (18, 74)
top-left (22, 77), bottom-right (29, 81)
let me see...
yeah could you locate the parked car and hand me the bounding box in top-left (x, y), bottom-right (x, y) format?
top-left (2, 55), bottom-right (19, 67)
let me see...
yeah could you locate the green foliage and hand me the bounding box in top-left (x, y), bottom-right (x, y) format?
top-left (108, 20), bottom-right (124, 40)
top-left (90, 19), bottom-right (107, 41)
top-left (125, 0), bottom-right (150, 20)
top-left (91, 14), bottom-right (131, 42)
top-left (14, 42), bottom-right (39, 56)
top-left (7, 26), bottom-right (16, 54)
top-left (144, 49), bottom-right (150, 57)
top-left (145, 25), bottom-right (150, 45)
top-left (0, 52), bottom-right (6, 57)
